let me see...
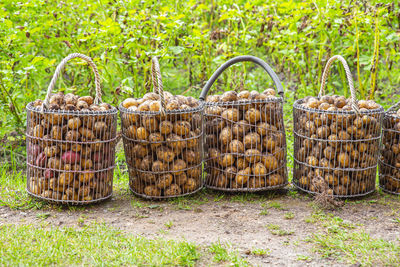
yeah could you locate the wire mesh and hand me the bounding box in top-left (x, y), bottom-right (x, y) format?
top-left (26, 102), bottom-right (118, 204)
top-left (204, 96), bottom-right (288, 191)
top-left (292, 98), bottom-right (383, 197)
top-left (119, 103), bottom-right (204, 199)
top-left (379, 111), bottom-right (400, 195)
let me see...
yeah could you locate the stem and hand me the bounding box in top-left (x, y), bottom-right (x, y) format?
top-left (369, 13), bottom-right (380, 100)
top-left (0, 74), bottom-right (23, 125)
top-left (354, 12), bottom-right (365, 99)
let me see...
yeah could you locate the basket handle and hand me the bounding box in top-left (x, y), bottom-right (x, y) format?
top-left (43, 53), bottom-right (102, 109)
top-left (151, 57), bottom-right (166, 115)
top-left (319, 55), bottom-right (360, 113)
top-left (386, 100), bottom-right (400, 113)
top-left (199, 55), bottom-right (284, 101)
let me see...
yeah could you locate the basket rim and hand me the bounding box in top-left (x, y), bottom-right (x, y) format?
top-left (118, 101), bottom-right (205, 115)
top-left (204, 96), bottom-right (283, 106)
top-left (384, 111), bottom-right (400, 119)
top-left (26, 102), bottom-right (118, 115)
top-left (293, 98), bottom-right (384, 115)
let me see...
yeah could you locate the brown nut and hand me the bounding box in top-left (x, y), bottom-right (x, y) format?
top-left (253, 162), bottom-right (267, 177)
top-left (261, 155), bottom-right (278, 171)
top-left (222, 108), bottom-right (240, 122)
top-left (164, 184), bottom-right (181, 196)
top-left (219, 127), bottom-right (233, 146)
top-left (245, 108), bottom-right (261, 123)
top-left (243, 132), bottom-right (261, 149)
top-left (156, 174), bottom-right (173, 189)
top-left (159, 121), bottom-right (173, 135)
top-left (218, 154), bottom-right (235, 167)
top-left (144, 185), bottom-right (161, 196)
top-left (244, 149), bottom-right (262, 163)
top-left (229, 140), bottom-right (245, 154)
top-left (173, 121), bottom-right (191, 136)
top-left (156, 146), bottom-right (175, 163)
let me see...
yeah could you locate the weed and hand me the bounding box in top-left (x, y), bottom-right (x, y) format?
top-left (164, 221), bottom-right (174, 229)
top-left (297, 254), bottom-right (311, 261)
top-left (284, 212), bottom-right (295, 220)
top-left (266, 224), bottom-right (294, 236)
top-left (250, 248), bottom-right (270, 256)
top-left (208, 242), bottom-right (248, 266)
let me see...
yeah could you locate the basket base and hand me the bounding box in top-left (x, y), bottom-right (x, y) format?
top-left (205, 182), bottom-right (288, 192)
top-left (26, 188), bottom-right (113, 205)
top-left (292, 182), bottom-right (375, 198)
top-left (379, 185), bottom-right (400, 195)
top-left (129, 185), bottom-right (203, 200)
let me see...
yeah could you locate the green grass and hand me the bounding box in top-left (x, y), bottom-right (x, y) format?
top-left (265, 224), bottom-right (294, 236)
top-left (208, 241), bottom-right (249, 266)
top-left (0, 223), bottom-right (200, 266)
top-left (284, 211), bottom-right (295, 220)
top-left (250, 248), bottom-right (270, 256)
top-left (305, 211), bottom-right (400, 266)
top-left (0, 162), bottom-right (46, 210)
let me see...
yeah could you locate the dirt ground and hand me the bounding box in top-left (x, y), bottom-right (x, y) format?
top-left (0, 189), bottom-right (399, 266)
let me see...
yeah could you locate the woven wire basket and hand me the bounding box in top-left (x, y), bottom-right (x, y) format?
top-left (26, 53), bottom-right (118, 205)
top-left (119, 57), bottom-right (204, 199)
top-left (292, 55), bottom-right (383, 198)
top-left (200, 56), bottom-right (288, 192)
top-left (379, 105), bottom-right (400, 195)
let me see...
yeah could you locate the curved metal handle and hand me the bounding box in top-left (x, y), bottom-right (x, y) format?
top-left (386, 101), bottom-right (400, 113)
top-left (151, 57), bottom-right (166, 115)
top-left (319, 55), bottom-right (360, 113)
top-left (199, 55), bottom-right (284, 101)
top-left (43, 53), bottom-right (102, 109)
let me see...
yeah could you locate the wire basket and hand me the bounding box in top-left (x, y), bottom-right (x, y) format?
top-left (379, 104), bottom-right (400, 195)
top-left (292, 55), bottom-right (383, 198)
top-left (199, 56), bottom-right (288, 192)
top-left (119, 57), bottom-right (204, 199)
top-left (26, 53), bottom-right (118, 204)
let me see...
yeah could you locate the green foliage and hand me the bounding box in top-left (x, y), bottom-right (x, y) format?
top-left (0, 0), bottom-right (399, 139)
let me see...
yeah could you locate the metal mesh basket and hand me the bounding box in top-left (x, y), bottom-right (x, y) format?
top-left (292, 55), bottom-right (383, 198)
top-left (379, 105), bottom-right (400, 195)
top-left (120, 57), bottom-right (204, 199)
top-left (26, 53), bottom-right (118, 205)
top-left (199, 56), bottom-right (288, 191)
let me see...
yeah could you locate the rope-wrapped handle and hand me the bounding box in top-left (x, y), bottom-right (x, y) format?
top-left (43, 53), bottom-right (102, 109)
top-left (199, 55), bottom-right (284, 101)
top-left (319, 55), bottom-right (360, 113)
top-left (151, 57), bottom-right (166, 114)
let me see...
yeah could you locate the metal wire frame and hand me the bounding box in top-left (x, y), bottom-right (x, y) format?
top-left (26, 103), bottom-right (118, 205)
top-left (203, 98), bottom-right (288, 191)
top-left (292, 99), bottom-right (384, 198)
top-left (200, 55), bottom-right (288, 192)
top-left (119, 103), bottom-right (205, 200)
top-left (378, 112), bottom-right (400, 195)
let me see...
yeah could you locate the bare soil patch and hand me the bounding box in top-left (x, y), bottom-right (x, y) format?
top-left (0, 189), bottom-right (399, 266)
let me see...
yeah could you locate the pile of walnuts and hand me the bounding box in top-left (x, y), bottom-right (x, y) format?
top-left (26, 92), bottom-right (116, 202)
top-left (379, 109), bottom-right (400, 194)
top-left (204, 89), bottom-right (287, 190)
top-left (293, 95), bottom-right (382, 196)
top-left (120, 92), bottom-right (203, 197)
